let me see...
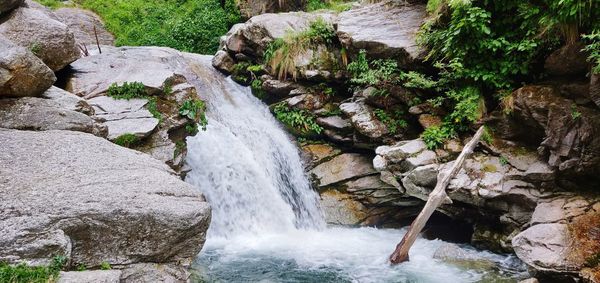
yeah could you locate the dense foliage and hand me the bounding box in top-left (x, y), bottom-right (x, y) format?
top-left (273, 103), bottom-right (324, 135)
top-left (413, 0), bottom-right (600, 147)
top-left (179, 99), bottom-right (208, 134)
top-left (36, 0), bottom-right (240, 54)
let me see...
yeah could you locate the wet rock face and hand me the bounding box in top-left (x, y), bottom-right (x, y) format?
top-left (336, 0), bottom-right (426, 62)
top-left (0, 35), bottom-right (56, 97)
top-left (544, 42), bottom-right (589, 77)
top-left (0, 129), bottom-right (211, 268)
top-left (0, 0), bottom-right (81, 71)
top-left (509, 85), bottom-right (600, 184)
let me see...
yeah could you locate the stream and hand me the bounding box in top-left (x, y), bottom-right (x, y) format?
top-left (183, 57), bottom-right (527, 283)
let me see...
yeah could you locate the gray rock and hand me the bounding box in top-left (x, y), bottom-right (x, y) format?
top-left (319, 189), bottom-right (367, 226)
top-left (212, 50), bottom-right (236, 75)
top-left (41, 86), bottom-right (94, 114)
top-left (103, 116), bottom-right (159, 140)
top-left (340, 100), bottom-right (388, 139)
top-left (59, 270), bottom-right (122, 283)
top-left (0, 1), bottom-right (81, 71)
top-left (337, 0), bottom-right (426, 62)
top-left (0, 0), bottom-right (22, 15)
top-left (0, 35), bottom-right (56, 97)
top-left (120, 263), bottom-right (190, 283)
top-left (237, 0), bottom-right (305, 20)
top-left (0, 87), bottom-right (107, 136)
top-left (317, 116), bottom-right (352, 131)
top-left (310, 153), bottom-right (377, 187)
top-left (512, 223), bottom-right (572, 274)
top-left (54, 8), bottom-right (115, 48)
top-left (0, 129), bottom-right (211, 267)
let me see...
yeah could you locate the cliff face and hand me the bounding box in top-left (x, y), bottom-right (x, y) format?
top-left (213, 1), bottom-right (600, 280)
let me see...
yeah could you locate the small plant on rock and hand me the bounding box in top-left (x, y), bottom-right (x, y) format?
top-left (273, 103), bottom-right (323, 135)
top-left (421, 124), bottom-right (456, 150)
top-left (100, 262), bottom-right (111, 270)
top-left (106, 82), bottom-right (146, 100)
top-left (179, 99), bottom-right (208, 133)
top-left (114, 133), bottom-right (140, 148)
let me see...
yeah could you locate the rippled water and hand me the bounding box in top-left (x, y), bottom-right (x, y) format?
top-left (184, 56), bottom-right (526, 283)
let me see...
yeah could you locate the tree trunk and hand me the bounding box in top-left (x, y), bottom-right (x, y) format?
top-left (389, 126), bottom-right (485, 264)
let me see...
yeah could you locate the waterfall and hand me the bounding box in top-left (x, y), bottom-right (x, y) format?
top-left (182, 55), bottom-right (526, 282)
top-left (184, 56), bottom-right (325, 238)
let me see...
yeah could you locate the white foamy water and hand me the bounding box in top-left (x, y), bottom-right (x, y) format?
top-left (183, 56), bottom-right (525, 282)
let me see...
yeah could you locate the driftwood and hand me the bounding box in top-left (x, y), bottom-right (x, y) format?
top-left (389, 126), bottom-right (485, 264)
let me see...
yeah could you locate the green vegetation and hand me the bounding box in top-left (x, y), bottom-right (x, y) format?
top-left (0, 256), bottom-right (66, 283)
top-left (347, 50), bottom-right (398, 86)
top-left (421, 125), bottom-right (456, 150)
top-left (179, 99), bottom-right (208, 134)
top-left (100, 262), bottom-right (111, 270)
top-left (571, 104), bottom-right (582, 120)
top-left (34, 0), bottom-right (70, 9)
top-left (76, 264), bottom-right (86, 272)
top-left (250, 79), bottom-right (266, 99)
top-left (266, 18), bottom-right (337, 80)
top-left (499, 156), bottom-right (508, 166)
top-left (273, 103), bottom-right (323, 135)
top-left (583, 31), bottom-right (600, 74)
top-left (35, 0), bottom-right (240, 54)
top-left (114, 133), bottom-right (140, 148)
top-left (29, 42), bottom-right (42, 55)
top-left (106, 82), bottom-right (146, 100)
top-left (373, 109), bottom-right (408, 135)
top-left (306, 0), bottom-right (352, 12)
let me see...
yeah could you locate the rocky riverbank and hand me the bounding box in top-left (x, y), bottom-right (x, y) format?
top-left (212, 0), bottom-right (600, 281)
top-left (0, 1), bottom-right (215, 281)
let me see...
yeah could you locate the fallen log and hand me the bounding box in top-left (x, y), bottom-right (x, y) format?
top-left (389, 126), bottom-right (485, 264)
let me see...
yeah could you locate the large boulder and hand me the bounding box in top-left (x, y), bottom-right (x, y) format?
top-left (310, 153), bottom-right (377, 187)
top-left (54, 8), bottom-right (115, 48)
top-left (0, 35), bottom-right (56, 97)
top-left (0, 129), bottom-right (211, 268)
top-left (336, 0), bottom-right (426, 63)
top-left (339, 100), bottom-right (389, 140)
top-left (512, 196), bottom-right (600, 280)
top-left (0, 0), bottom-right (81, 71)
top-left (0, 86), bottom-right (107, 136)
top-left (221, 12), bottom-right (334, 58)
top-left (236, 0), bottom-right (306, 20)
top-left (87, 96), bottom-right (159, 140)
top-left (0, 0), bottom-right (23, 15)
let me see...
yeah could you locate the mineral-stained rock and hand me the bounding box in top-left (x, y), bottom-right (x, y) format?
top-left (54, 8), bottom-right (115, 48)
top-left (0, 1), bottom-right (81, 71)
top-left (310, 153), bottom-right (377, 187)
top-left (0, 35), bottom-right (56, 97)
top-left (0, 129), bottom-right (211, 268)
top-left (319, 189), bottom-right (368, 225)
top-left (0, 87), bottom-right (106, 136)
top-left (336, 0), bottom-right (426, 63)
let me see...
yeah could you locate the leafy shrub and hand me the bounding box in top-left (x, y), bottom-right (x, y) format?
top-left (583, 31), bottom-right (600, 74)
top-left (0, 256), bottom-right (66, 283)
top-left (179, 99), bottom-right (208, 132)
top-left (250, 79), bottom-right (266, 99)
top-left (421, 124), bottom-right (456, 150)
top-left (106, 82), bottom-right (146, 100)
top-left (373, 109), bottom-right (408, 135)
top-left (114, 133), bottom-right (140, 148)
top-left (78, 0), bottom-right (241, 54)
top-left (273, 103), bottom-right (323, 135)
top-left (347, 50), bottom-right (398, 86)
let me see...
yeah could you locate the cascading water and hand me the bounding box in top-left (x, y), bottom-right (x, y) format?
top-left (183, 55), bottom-right (526, 282)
